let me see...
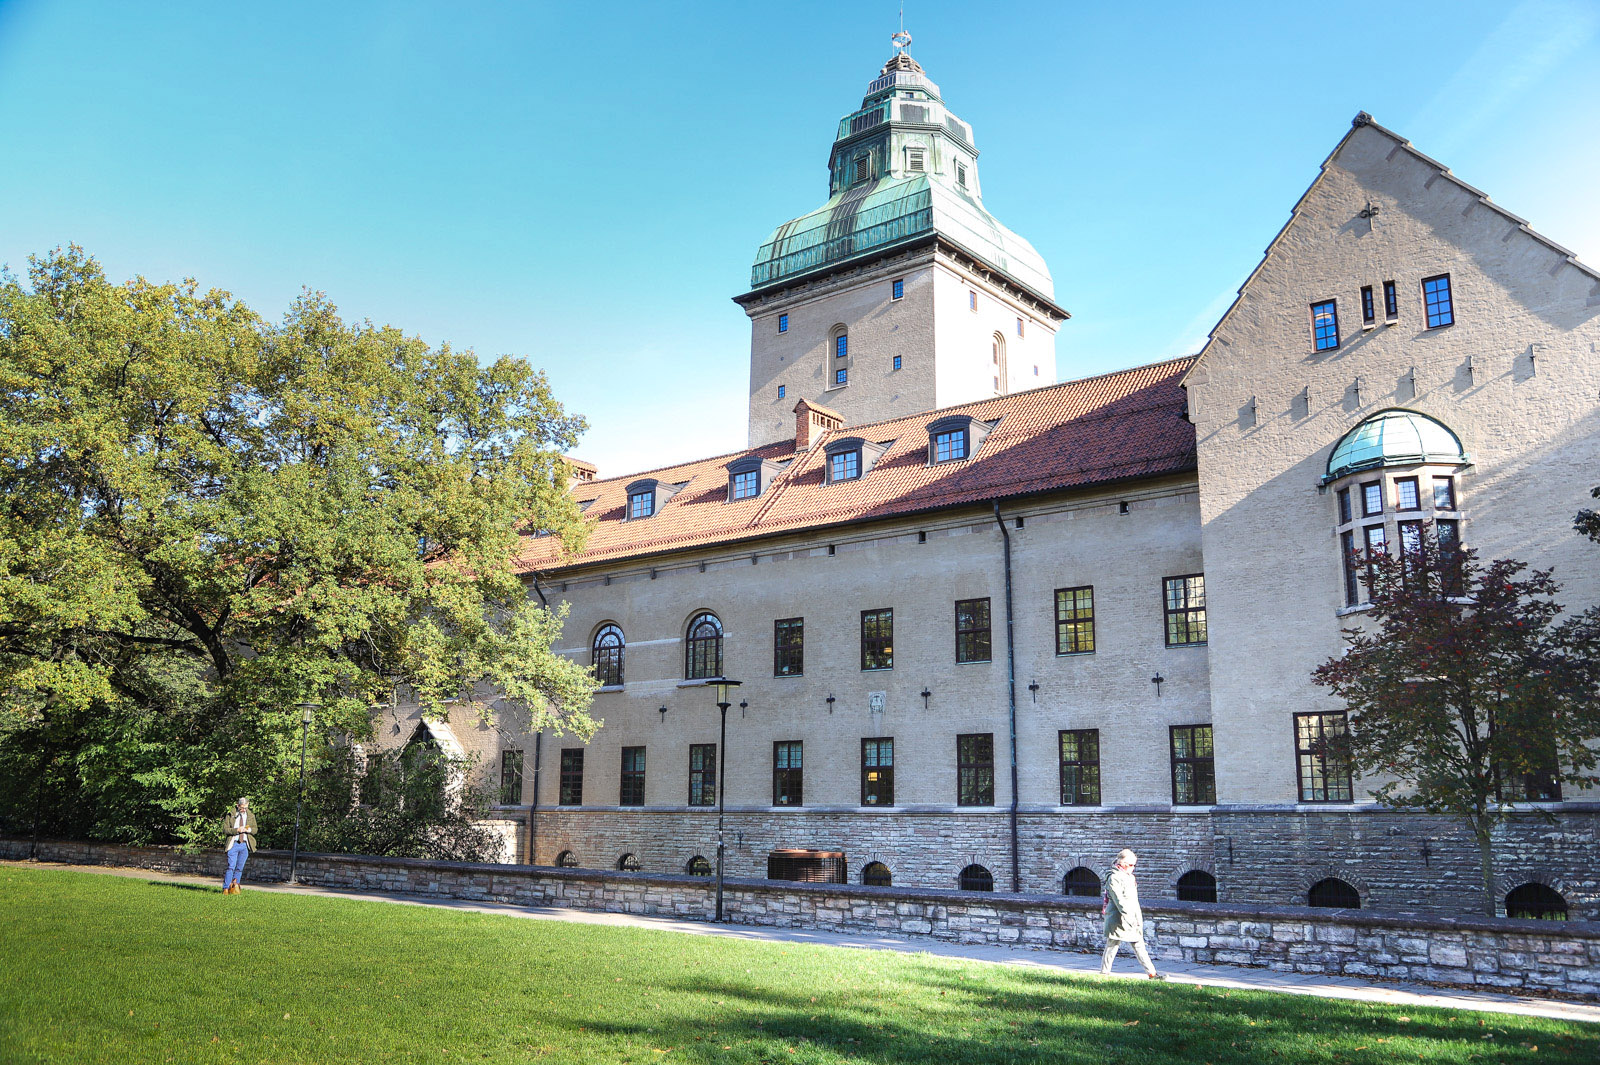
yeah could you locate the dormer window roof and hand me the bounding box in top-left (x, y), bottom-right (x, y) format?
top-left (823, 436), bottom-right (891, 484)
top-left (927, 414), bottom-right (996, 465)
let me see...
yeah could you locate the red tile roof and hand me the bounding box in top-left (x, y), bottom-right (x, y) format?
top-left (514, 356), bottom-right (1197, 574)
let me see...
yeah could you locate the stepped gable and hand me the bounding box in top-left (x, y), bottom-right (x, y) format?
top-left (513, 356), bottom-right (1197, 574)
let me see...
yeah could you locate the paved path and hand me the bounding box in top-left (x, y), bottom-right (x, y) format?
top-left (10, 859), bottom-right (1598, 1025)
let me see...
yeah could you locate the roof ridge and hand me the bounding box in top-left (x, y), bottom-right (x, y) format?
top-left (568, 440), bottom-right (793, 492)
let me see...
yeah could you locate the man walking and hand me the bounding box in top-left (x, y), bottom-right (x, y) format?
top-left (1101, 848), bottom-right (1164, 979)
top-left (222, 797), bottom-right (256, 894)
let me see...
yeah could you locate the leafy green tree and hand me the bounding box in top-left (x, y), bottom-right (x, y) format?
top-left (0, 247), bottom-right (598, 849)
top-left (1313, 533), bottom-right (1599, 917)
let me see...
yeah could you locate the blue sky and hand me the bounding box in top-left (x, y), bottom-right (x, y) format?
top-left (2, 1), bottom-right (1596, 477)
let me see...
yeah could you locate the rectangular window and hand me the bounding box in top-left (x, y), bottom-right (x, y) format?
top-left (1364, 524), bottom-right (1387, 593)
top-left (861, 738), bottom-right (894, 806)
top-left (620, 746), bottom-right (645, 806)
top-left (1163, 574), bottom-right (1207, 646)
top-left (731, 469), bottom-right (759, 500)
top-left (773, 741), bottom-right (803, 806)
top-left (1361, 481), bottom-right (1383, 517)
top-left (1423, 274), bottom-right (1454, 328)
top-left (1170, 725), bottom-right (1216, 805)
top-left (1437, 519), bottom-right (1463, 595)
top-left (969, 290), bottom-right (977, 311)
top-left (957, 162), bottom-right (968, 188)
top-left (955, 598), bottom-right (991, 663)
top-left (906, 147), bottom-right (925, 172)
top-left (777, 313), bottom-right (788, 333)
top-left (835, 367), bottom-right (848, 386)
top-left (1395, 476), bottom-right (1420, 511)
top-left (829, 449), bottom-right (860, 482)
top-left (1059, 729), bottom-right (1101, 806)
top-left (1361, 285), bottom-right (1375, 324)
top-left (628, 490), bottom-right (654, 520)
top-left (892, 355), bottom-right (902, 370)
top-left (835, 334), bottom-right (848, 359)
top-left (1432, 476), bottom-right (1456, 510)
top-left (1398, 519), bottom-right (1424, 557)
top-left (1016, 317), bottom-right (1025, 337)
top-left (1341, 530), bottom-right (1360, 606)
top-left (688, 743), bottom-right (716, 806)
top-left (1337, 487), bottom-right (1352, 524)
top-left (777, 384), bottom-right (786, 399)
top-left (499, 749), bottom-right (524, 806)
top-left (1383, 280), bottom-right (1398, 319)
top-left (1055, 585), bottom-right (1095, 655)
top-left (558, 748), bottom-right (584, 806)
top-left (774, 617), bottom-right (803, 677)
top-left (1311, 299), bottom-right (1339, 351)
top-left (957, 733), bottom-right (995, 806)
top-left (1295, 712), bottom-right (1353, 802)
top-left (861, 608), bottom-right (894, 670)
top-left (933, 428), bottom-right (967, 463)
top-left (892, 278), bottom-right (904, 300)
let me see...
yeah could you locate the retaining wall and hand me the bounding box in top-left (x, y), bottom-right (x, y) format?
top-left (6, 838), bottom-right (1597, 1000)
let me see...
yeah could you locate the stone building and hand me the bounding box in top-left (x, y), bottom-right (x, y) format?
top-left (379, 49), bottom-right (1600, 919)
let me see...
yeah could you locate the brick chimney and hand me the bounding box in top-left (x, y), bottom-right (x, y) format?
top-left (562, 456), bottom-right (598, 485)
top-left (793, 399), bottom-right (843, 452)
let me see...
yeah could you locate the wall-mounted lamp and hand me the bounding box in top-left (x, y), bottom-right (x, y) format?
top-left (1151, 674), bottom-right (1164, 698)
top-left (739, 699), bottom-right (748, 719)
top-left (1420, 840), bottom-right (1433, 868)
top-left (1359, 200), bottom-right (1380, 220)
top-left (825, 694), bottom-right (836, 713)
top-left (1351, 375), bottom-right (1363, 405)
top-left (658, 706), bottom-right (669, 723)
top-left (1027, 681), bottom-right (1040, 703)
top-left (920, 688), bottom-right (932, 710)
top-left (1465, 355), bottom-right (1476, 382)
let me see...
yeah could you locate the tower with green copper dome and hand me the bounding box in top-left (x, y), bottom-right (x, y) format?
top-left (736, 43), bottom-right (1070, 447)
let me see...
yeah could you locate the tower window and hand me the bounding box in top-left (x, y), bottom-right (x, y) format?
top-left (969, 290), bottom-right (977, 312)
top-left (777, 313), bottom-right (788, 333)
top-left (1311, 299), bottom-right (1339, 351)
top-left (835, 334), bottom-right (848, 359)
top-left (906, 146), bottom-right (925, 172)
top-left (835, 367), bottom-right (848, 386)
top-left (852, 152), bottom-right (872, 186)
top-left (1383, 280), bottom-right (1398, 319)
top-left (1423, 274), bottom-right (1454, 328)
top-left (777, 385), bottom-right (786, 399)
top-left (892, 278), bottom-right (904, 300)
top-left (956, 162), bottom-right (968, 188)
top-left (1016, 317), bottom-right (1025, 337)
top-left (893, 355), bottom-right (902, 371)
top-left (1361, 285), bottom-right (1375, 324)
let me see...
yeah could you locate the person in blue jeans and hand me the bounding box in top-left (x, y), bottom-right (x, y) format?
top-left (221, 797), bottom-right (256, 894)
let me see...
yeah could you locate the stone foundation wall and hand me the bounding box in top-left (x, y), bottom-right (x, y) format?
top-left (524, 805), bottom-right (1600, 920)
top-left (7, 838), bottom-right (1597, 999)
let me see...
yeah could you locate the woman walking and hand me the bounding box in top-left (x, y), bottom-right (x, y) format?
top-left (221, 797), bottom-right (256, 894)
top-left (1101, 848), bottom-right (1164, 979)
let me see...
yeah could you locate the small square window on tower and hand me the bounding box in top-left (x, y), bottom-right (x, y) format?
top-left (777, 384), bottom-right (786, 399)
top-left (892, 278), bottom-right (904, 300)
top-left (893, 355), bottom-right (902, 370)
top-left (777, 313), bottom-right (788, 333)
top-left (1016, 317), bottom-right (1024, 337)
top-left (968, 290), bottom-right (977, 312)
top-left (956, 162), bottom-right (968, 188)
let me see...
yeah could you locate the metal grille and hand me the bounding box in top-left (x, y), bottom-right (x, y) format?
top-left (767, 849), bottom-right (845, 883)
top-left (1176, 870), bottom-right (1218, 903)
top-left (1062, 867), bottom-right (1099, 897)
top-left (1504, 883), bottom-right (1567, 921)
top-left (1308, 877), bottom-right (1361, 909)
top-left (958, 864), bottom-right (994, 892)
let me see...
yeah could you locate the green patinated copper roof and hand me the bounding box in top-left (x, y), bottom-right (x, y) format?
top-left (748, 52), bottom-right (1054, 301)
top-left (1325, 409), bottom-right (1467, 481)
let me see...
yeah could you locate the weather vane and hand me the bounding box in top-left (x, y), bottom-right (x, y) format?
top-left (891, 2), bottom-right (911, 52)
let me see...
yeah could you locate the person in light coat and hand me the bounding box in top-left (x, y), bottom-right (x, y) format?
top-left (1101, 848), bottom-right (1165, 979)
top-left (221, 797), bottom-right (257, 894)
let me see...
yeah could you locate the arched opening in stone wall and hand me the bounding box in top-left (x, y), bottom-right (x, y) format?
top-left (1505, 883), bottom-right (1567, 921)
top-left (959, 864), bottom-right (994, 892)
top-left (1062, 867), bottom-right (1099, 897)
top-left (1308, 877), bottom-right (1360, 909)
top-left (1176, 870), bottom-right (1218, 903)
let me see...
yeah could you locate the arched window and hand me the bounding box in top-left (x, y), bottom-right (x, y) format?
top-left (685, 855), bottom-right (713, 877)
top-left (829, 325), bottom-right (850, 387)
top-left (1307, 877), bottom-right (1360, 909)
top-left (991, 333), bottom-right (1007, 394)
top-left (1062, 867), bottom-right (1100, 897)
top-left (592, 624), bottom-right (624, 687)
top-left (862, 862), bottom-right (892, 887)
top-left (685, 612), bottom-right (724, 679)
top-left (555, 850), bottom-right (579, 868)
top-left (959, 864), bottom-right (994, 892)
top-left (1505, 883), bottom-right (1567, 921)
top-left (1176, 870), bottom-right (1218, 903)
top-left (617, 853), bottom-right (641, 872)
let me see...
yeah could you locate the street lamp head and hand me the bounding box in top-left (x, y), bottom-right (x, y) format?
top-left (298, 703), bottom-right (317, 724)
top-left (711, 678), bottom-right (742, 705)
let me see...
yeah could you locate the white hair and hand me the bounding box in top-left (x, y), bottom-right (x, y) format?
top-left (1116, 848), bottom-right (1138, 865)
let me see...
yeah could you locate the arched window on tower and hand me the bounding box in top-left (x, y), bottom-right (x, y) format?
top-left (991, 333), bottom-right (1007, 395)
top-left (685, 612), bottom-right (724, 679)
top-left (829, 325), bottom-right (850, 388)
top-left (592, 624), bottom-right (624, 687)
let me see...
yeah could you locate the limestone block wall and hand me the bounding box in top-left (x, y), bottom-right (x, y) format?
top-left (7, 839), bottom-right (1596, 999)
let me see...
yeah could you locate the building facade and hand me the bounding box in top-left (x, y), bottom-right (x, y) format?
top-left (380, 53), bottom-right (1600, 920)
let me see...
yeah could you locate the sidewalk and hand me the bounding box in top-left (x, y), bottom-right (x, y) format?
top-left (11, 859), bottom-right (1598, 1025)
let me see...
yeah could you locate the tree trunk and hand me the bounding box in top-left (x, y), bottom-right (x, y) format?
top-left (1474, 820), bottom-right (1497, 918)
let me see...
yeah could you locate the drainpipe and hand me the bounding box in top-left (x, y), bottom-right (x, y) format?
top-left (528, 574), bottom-right (551, 865)
top-left (992, 503), bottom-right (1021, 893)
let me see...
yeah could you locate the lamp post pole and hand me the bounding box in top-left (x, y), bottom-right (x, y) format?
top-left (710, 678), bottom-right (741, 923)
top-left (289, 702), bottom-right (318, 885)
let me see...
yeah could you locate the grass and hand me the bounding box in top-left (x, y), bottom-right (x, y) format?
top-left (1, 867), bottom-right (1595, 1064)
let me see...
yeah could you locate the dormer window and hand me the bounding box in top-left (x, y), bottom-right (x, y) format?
top-left (927, 414), bottom-right (994, 465)
top-left (726, 455), bottom-right (781, 501)
top-left (731, 470), bottom-right (758, 500)
top-left (624, 477), bottom-right (682, 520)
top-left (824, 436), bottom-right (890, 485)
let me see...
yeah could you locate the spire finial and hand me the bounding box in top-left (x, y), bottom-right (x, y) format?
top-left (891, 3), bottom-right (912, 53)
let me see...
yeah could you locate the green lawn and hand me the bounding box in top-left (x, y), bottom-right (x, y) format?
top-left (1, 867), bottom-right (1594, 1064)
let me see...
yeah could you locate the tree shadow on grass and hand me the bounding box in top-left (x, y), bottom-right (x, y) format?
top-left (560, 962), bottom-right (1594, 1065)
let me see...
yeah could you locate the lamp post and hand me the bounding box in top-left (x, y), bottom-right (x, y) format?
top-left (709, 678), bottom-right (742, 923)
top-left (289, 701), bottom-right (318, 885)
